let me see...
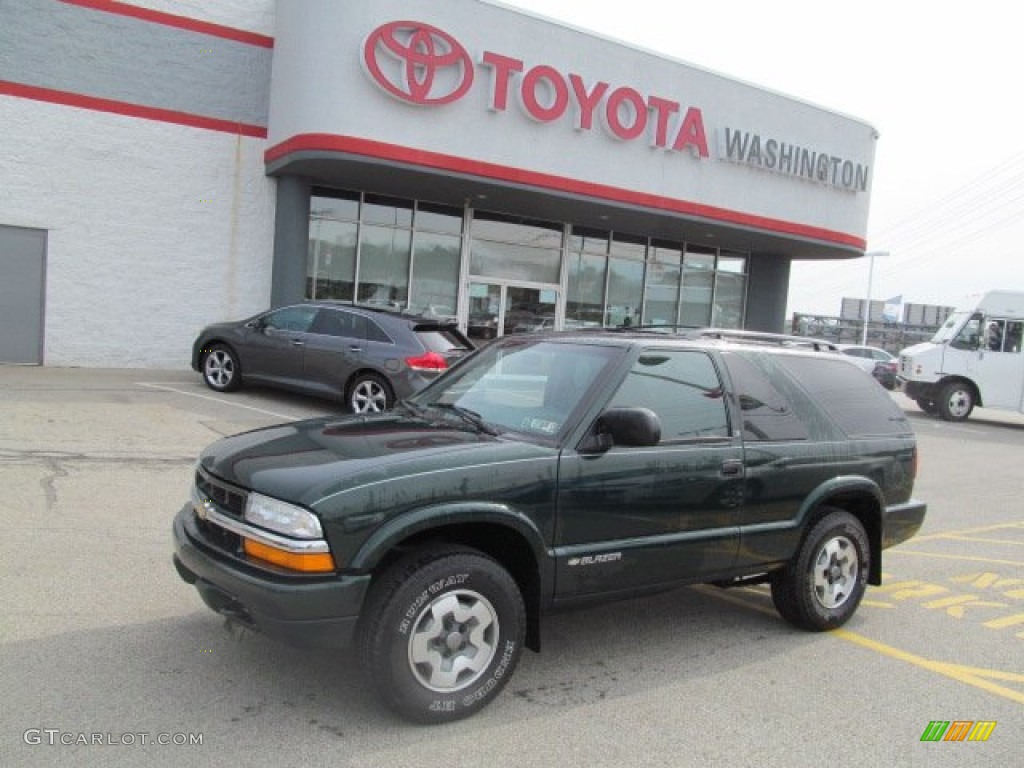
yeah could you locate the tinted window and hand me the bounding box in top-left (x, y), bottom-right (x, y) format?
top-left (721, 352), bottom-right (809, 441)
top-left (309, 309), bottom-right (365, 339)
top-left (365, 319), bottom-right (392, 343)
top-left (610, 350), bottom-right (729, 441)
top-left (263, 306), bottom-right (317, 332)
top-left (416, 329), bottom-right (471, 352)
top-left (776, 355), bottom-right (910, 437)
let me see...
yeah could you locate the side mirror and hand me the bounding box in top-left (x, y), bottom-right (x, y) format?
top-left (579, 407), bottom-right (662, 454)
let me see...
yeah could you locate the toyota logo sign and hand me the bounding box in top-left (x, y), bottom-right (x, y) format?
top-left (363, 21), bottom-right (474, 106)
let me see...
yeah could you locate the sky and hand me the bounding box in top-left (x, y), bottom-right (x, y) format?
top-left (503, 0), bottom-right (1024, 319)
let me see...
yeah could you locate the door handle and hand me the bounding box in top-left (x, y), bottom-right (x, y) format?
top-left (720, 459), bottom-right (744, 477)
top-left (290, 340), bottom-right (305, 347)
top-left (348, 346), bottom-right (363, 352)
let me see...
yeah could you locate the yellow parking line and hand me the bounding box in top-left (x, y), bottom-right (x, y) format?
top-left (834, 630), bottom-right (1024, 706)
top-left (695, 586), bottom-right (1024, 706)
top-left (933, 535), bottom-right (1024, 547)
top-left (914, 522), bottom-right (1024, 543)
top-left (884, 550), bottom-right (1024, 567)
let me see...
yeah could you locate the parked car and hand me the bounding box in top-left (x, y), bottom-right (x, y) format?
top-left (837, 344), bottom-right (899, 390)
top-left (174, 329), bottom-right (925, 723)
top-left (191, 302), bottom-right (473, 412)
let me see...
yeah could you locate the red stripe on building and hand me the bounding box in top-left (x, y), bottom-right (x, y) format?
top-left (0, 81), bottom-right (268, 138)
top-left (60, 0), bottom-right (274, 48)
top-left (266, 133), bottom-right (867, 249)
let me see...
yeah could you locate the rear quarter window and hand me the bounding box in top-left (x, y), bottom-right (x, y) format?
top-left (720, 352), bottom-right (809, 441)
top-left (775, 355), bottom-right (911, 437)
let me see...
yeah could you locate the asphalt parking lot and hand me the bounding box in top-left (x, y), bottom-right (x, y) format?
top-left (1, 366), bottom-right (1021, 767)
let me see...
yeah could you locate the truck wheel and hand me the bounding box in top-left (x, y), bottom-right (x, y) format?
top-left (357, 546), bottom-right (526, 724)
top-left (936, 381), bottom-right (974, 422)
top-left (770, 508), bottom-right (869, 631)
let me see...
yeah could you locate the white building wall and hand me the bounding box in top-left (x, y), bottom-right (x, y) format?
top-left (127, 0), bottom-right (276, 37)
top-left (0, 97), bottom-right (276, 368)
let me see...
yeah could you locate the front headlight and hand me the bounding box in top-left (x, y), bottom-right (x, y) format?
top-left (244, 493), bottom-right (323, 539)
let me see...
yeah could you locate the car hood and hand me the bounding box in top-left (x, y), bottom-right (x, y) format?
top-left (198, 411), bottom-right (557, 510)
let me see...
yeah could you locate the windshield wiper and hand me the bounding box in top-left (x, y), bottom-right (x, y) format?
top-left (430, 403), bottom-right (501, 436)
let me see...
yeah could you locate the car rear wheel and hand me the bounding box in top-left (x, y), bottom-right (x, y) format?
top-left (202, 344), bottom-right (241, 392)
top-left (347, 373), bottom-right (394, 413)
top-left (357, 546), bottom-right (526, 723)
top-left (936, 381), bottom-right (974, 421)
top-left (770, 508), bottom-right (869, 631)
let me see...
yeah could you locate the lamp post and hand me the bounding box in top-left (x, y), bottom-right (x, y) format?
top-left (861, 250), bottom-right (889, 345)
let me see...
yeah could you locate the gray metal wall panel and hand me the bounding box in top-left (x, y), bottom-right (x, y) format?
top-left (0, 224), bottom-right (46, 365)
top-left (0, 0), bottom-right (270, 128)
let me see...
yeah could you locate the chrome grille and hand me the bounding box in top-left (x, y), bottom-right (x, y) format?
top-left (195, 467), bottom-right (246, 518)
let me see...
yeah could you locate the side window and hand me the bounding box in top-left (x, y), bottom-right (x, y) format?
top-left (263, 306), bottom-right (316, 332)
top-left (310, 309), bottom-right (365, 339)
top-left (984, 319), bottom-right (1005, 351)
top-left (1003, 321), bottom-right (1023, 353)
top-left (951, 313), bottom-right (983, 350)
top-left (609, 350), bottom-right (729, 442)
top-left (365, 319), bottom-right (392, 343)
top-left (720, 352), bottom-right (809, 441)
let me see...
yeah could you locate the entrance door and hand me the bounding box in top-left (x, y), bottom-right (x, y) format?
top-left (466, 282), bottom-right (559, 342)
top-left (0, 225), bottom-right (47, 365)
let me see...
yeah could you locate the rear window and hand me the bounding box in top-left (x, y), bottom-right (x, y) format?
top-left (416, 329), bottom-right (473, 352)
top-left (775, 355), bottom-right (910, 437)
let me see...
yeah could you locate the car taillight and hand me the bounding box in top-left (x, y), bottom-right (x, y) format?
top-left (405, 351), bottom-right (448, 371)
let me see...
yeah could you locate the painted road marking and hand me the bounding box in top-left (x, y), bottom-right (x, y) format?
top-left (137, 382), bottom-right (299, 421)
top-left (695, 585), bottom-right (1024, 706)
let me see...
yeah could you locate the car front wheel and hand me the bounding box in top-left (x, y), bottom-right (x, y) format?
top-left (770, 508), bottom-right (869, 631)
top-left (202, 344), bottom-right (241, 392)
top-left (357, 546), bottom-right (526, 723)
top-left (937, 381), bottom-right (974, 421)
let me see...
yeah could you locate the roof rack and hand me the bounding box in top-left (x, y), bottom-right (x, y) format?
top-left (690, 328), bottom-right (840, 351)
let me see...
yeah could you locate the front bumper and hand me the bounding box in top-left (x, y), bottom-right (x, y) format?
top-left (172, 504), bottom-right (370, 649)
top-left (881, 498), bottom-right (927, 550)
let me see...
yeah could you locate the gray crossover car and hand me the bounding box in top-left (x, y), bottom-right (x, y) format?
top-left (191, 302), bottom-right (473, 412)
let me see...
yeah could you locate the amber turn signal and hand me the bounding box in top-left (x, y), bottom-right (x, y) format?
top-left (243, 538), bottom-right (336, 573)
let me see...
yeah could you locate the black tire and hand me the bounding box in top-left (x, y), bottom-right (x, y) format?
top-left (347, 372), bottom-right (394, 413)
top-left (770, 508), bottom-right (869, 631)
top-left (915, 398), bottom-right (937, 415)
top-left (357, 546), bottom-right (526, 724)
top-left (936, 381), bottom-right (974, 422)
top-left (201, 343), bottom-right (241, 392)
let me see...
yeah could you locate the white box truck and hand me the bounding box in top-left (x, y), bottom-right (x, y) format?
top-left (899, 290), bottom-right (1024, 421)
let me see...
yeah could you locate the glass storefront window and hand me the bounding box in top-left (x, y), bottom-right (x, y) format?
top-left (712, 271), bottom-right (746, 329)
top-left (609, 231), bottom-right (647, 260)
top-left (416, 202), bottom-right (463, 235)
top-left (566, 250), bottom-right (607, 328)
top-left (310, 190), bottom-right (359, 221)
top-left (357, 225), bottom-right (412, 308)
top-left (409, 231), bottom-right (460, 320)
top-left (308, 218), bottom-right (356, 300)
top-left (472, 211), bottom-right (563, 249)
top-left (680, 247), bottom-right (715, 327)
top-left (568, 226), bottom-right (609, 255)
top-left (605, 256), bottom-right (644, 327)
top-left (470, 240), bottom-right (561, 283)
top-left (363, 194), bottom-right (413, 227)
top-left (643, 242), bottom-right (682, 326)
top-left (718, 252), bottom-right (747, 273)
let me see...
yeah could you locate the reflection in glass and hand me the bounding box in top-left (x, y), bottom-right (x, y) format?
top-left (469, 240), bottom-right (560, 283)
top-left (467, 283), bottom-right (501, 342)
top-left (310, 191), bottom-right (359, 221)
top-left (363, 194), bottom-right (413, 227)
top-left (712, 271), bottom-right (746, 329)
top-left (643, 244), bottom-right (682, 326)
top-left (357, 225), bottom-right (411, 308)
top-left (410, 232), bottom-right (460, 320)
top-left (566, 250), bottom-right (607, 328)
top-left (680, 248), bottom-right (715, 327)
top-left (506, 286), bottom-right (557, 335)
top-left (307, 219), bottom-right (356, 300)
top-left (605, 257), bottom-right (644, 327)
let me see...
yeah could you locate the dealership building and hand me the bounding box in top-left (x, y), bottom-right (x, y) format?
top-left (0, 0), bottom-right (877, 367)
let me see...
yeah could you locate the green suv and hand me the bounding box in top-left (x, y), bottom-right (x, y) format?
top-left (173, 330), bottom-right (926, 723)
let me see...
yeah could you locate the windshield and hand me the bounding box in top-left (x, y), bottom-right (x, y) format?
top-left (931, 310), bottom-right (973, 343)
top-left (408, 338), bottom-right (622, 442)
